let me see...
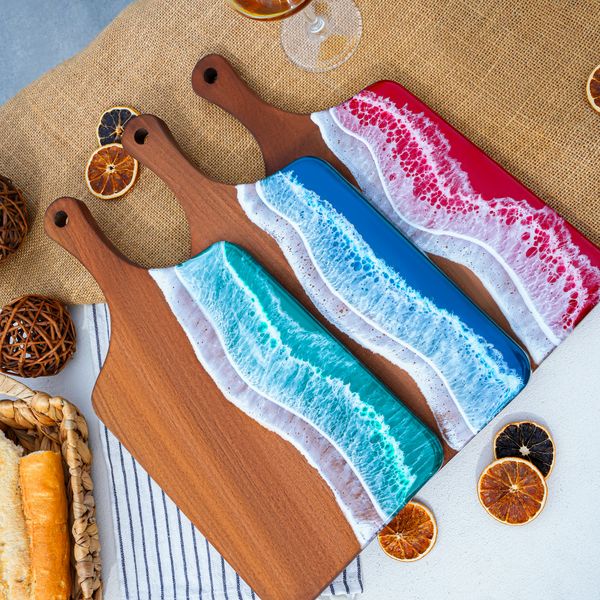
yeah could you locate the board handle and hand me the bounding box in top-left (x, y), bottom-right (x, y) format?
top-left (122, 114), bottom-right (232, 253)
top-left (45, 198), bottom-right (141, 296)
top-left (192, 54), bottom-right (311, 175)
top-left (122, 113), bottom-right (228, 201)
top-left (122, 114), bottom-right (208, 193)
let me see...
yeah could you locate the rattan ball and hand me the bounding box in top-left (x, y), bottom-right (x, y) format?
top-left (0, 295), bottom-right (76, 377)
top-left (0, 175), bottom-right (28, 261)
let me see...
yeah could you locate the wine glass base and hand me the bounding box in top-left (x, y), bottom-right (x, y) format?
top-left (281, 0), bottom-right (363, 73)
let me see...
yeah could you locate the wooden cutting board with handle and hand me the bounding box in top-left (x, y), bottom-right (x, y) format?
top-left (44, 197), bottom-right (446, 600)
top-left (191, 54), bottom-right (600, 368)
top-left (121, 115), bottom-right (530, 457)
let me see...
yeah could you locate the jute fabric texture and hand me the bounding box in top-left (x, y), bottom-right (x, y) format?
top-left (0, 0), bottom-right (599, 305)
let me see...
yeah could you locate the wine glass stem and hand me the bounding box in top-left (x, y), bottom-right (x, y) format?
top-left (303, 4), bottom-right (326, 35)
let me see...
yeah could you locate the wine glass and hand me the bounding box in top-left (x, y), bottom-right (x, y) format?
top-left (228, 0), bottom-right (362, 73)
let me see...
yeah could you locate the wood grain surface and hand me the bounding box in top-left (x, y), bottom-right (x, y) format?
top-left (44, 197), bottom-right (361, 600)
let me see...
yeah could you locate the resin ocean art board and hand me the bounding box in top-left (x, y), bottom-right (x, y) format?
top-left (150, 241), bottom-right (443, 544)
top-left (236, 157), bottom-right (531, 450)
top-left (309, 81), bottom-right (600, 364)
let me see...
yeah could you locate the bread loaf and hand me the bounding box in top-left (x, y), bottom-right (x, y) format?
top-left (0, 430), bottom-right (31, 600)
top-left (19, 450), bottom-right (71, 600)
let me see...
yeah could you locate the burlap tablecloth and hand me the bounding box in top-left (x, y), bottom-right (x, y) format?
top-left (0, 0), bottom-right (599, 306)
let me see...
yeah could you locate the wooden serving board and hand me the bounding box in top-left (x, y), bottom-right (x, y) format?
top-left (45, 198), bottom-right (446, 600)
top-left (191, 54), bottom-right (600, 368)
top-left (64, 77), bottom-right (530, 597)
top-left (121, 116), bottom-right (529, 458)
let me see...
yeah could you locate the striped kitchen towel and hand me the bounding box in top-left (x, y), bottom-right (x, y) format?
top-left (88, 304), bottom-right (364, 599)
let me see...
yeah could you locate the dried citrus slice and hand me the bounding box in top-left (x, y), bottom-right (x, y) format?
top-left (97, 106), bottom-right (139, 145)
top-left (478, 457), bottom-right (547, 525)
top-left (587, 65), bottom-right (600, 114)
top-left (85, 143), bottom-right (138, 200)
top-left (494, 421), bottom-right (555, 477)
top-left (378, 501), bottom-right (437, 561)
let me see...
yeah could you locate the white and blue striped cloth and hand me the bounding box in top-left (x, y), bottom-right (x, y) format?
top-left (88, 304), bottom-right (364, 599)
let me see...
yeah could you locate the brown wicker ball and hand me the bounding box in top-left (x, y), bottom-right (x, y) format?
top-left (0, 295), bottom-right (76, 377)
top-left (0, 174), bottom-right (28, 261)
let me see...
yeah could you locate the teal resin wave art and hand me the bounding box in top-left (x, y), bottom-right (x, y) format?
top-left (150, 242), bottom-right (443, 545)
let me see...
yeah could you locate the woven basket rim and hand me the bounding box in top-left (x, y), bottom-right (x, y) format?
top-left (0, 373), bottom-right (102, 600)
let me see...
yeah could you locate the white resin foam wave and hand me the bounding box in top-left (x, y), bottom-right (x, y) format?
top-left (237, 183), bottom-right (472, 448)
top-left (236, 172), bottom-right (524, 449)
top-left (311, 92), bottom-right (600, 363)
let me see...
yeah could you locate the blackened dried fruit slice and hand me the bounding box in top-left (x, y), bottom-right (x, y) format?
top-left (494, 421), bottom-right (555, 477)
top-left (97, 106), bottom-right (139, 145)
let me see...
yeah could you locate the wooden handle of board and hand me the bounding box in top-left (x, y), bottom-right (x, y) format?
top-left (122, 114), bottom-right (211, 193)
top-left (191, 54), bottom-right (319, 175)
top-left (191, 54), bottom-right (357, 182)
top-left (44, 198), bottom-right (142, 299)
top-left (122, 113), bottom-right (232, 253)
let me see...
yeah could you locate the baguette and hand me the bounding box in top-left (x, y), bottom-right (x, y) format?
top-left (19, 450), bottom-right (71, 600)
top-left (0, 430), bottom-right (31, 600)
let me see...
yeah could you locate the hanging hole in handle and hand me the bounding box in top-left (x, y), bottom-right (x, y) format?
top-left (134, 128), bottom-right (148, 145)
top-left (54, 211), bottom-right (68, 228)
top-left (204, 67), bottom-right (218, 84)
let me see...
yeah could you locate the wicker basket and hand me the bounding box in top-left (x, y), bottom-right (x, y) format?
top-left (0, 373), bottom-right (102, 599)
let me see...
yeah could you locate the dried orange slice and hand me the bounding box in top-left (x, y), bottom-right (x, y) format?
top-left (85, 143), bottom-right (138, 200)
top-left (478, 457), bottom-right (547, 525)
top-left (494, 421), bottom-right (555, 478)
top-left (378, 501), bottom-right (437, 561)
top-left (97, 106), bottom-right (139, 145)
top-left (587, 65), bottom-right (600, 114)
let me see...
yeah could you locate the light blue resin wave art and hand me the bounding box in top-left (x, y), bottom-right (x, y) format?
top-left (236, 158), bottom-right (531, 450)
top-left (150, 242), bottom-right (443, 545)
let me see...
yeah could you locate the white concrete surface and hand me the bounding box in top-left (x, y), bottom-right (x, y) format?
top-left (14, 304), bottom-right (600, 600)
top-left (358, 304), bottom-right (600, 600)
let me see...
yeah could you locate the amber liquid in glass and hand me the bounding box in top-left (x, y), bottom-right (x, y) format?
top-left (228, 0), bottom-right (312, 21)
